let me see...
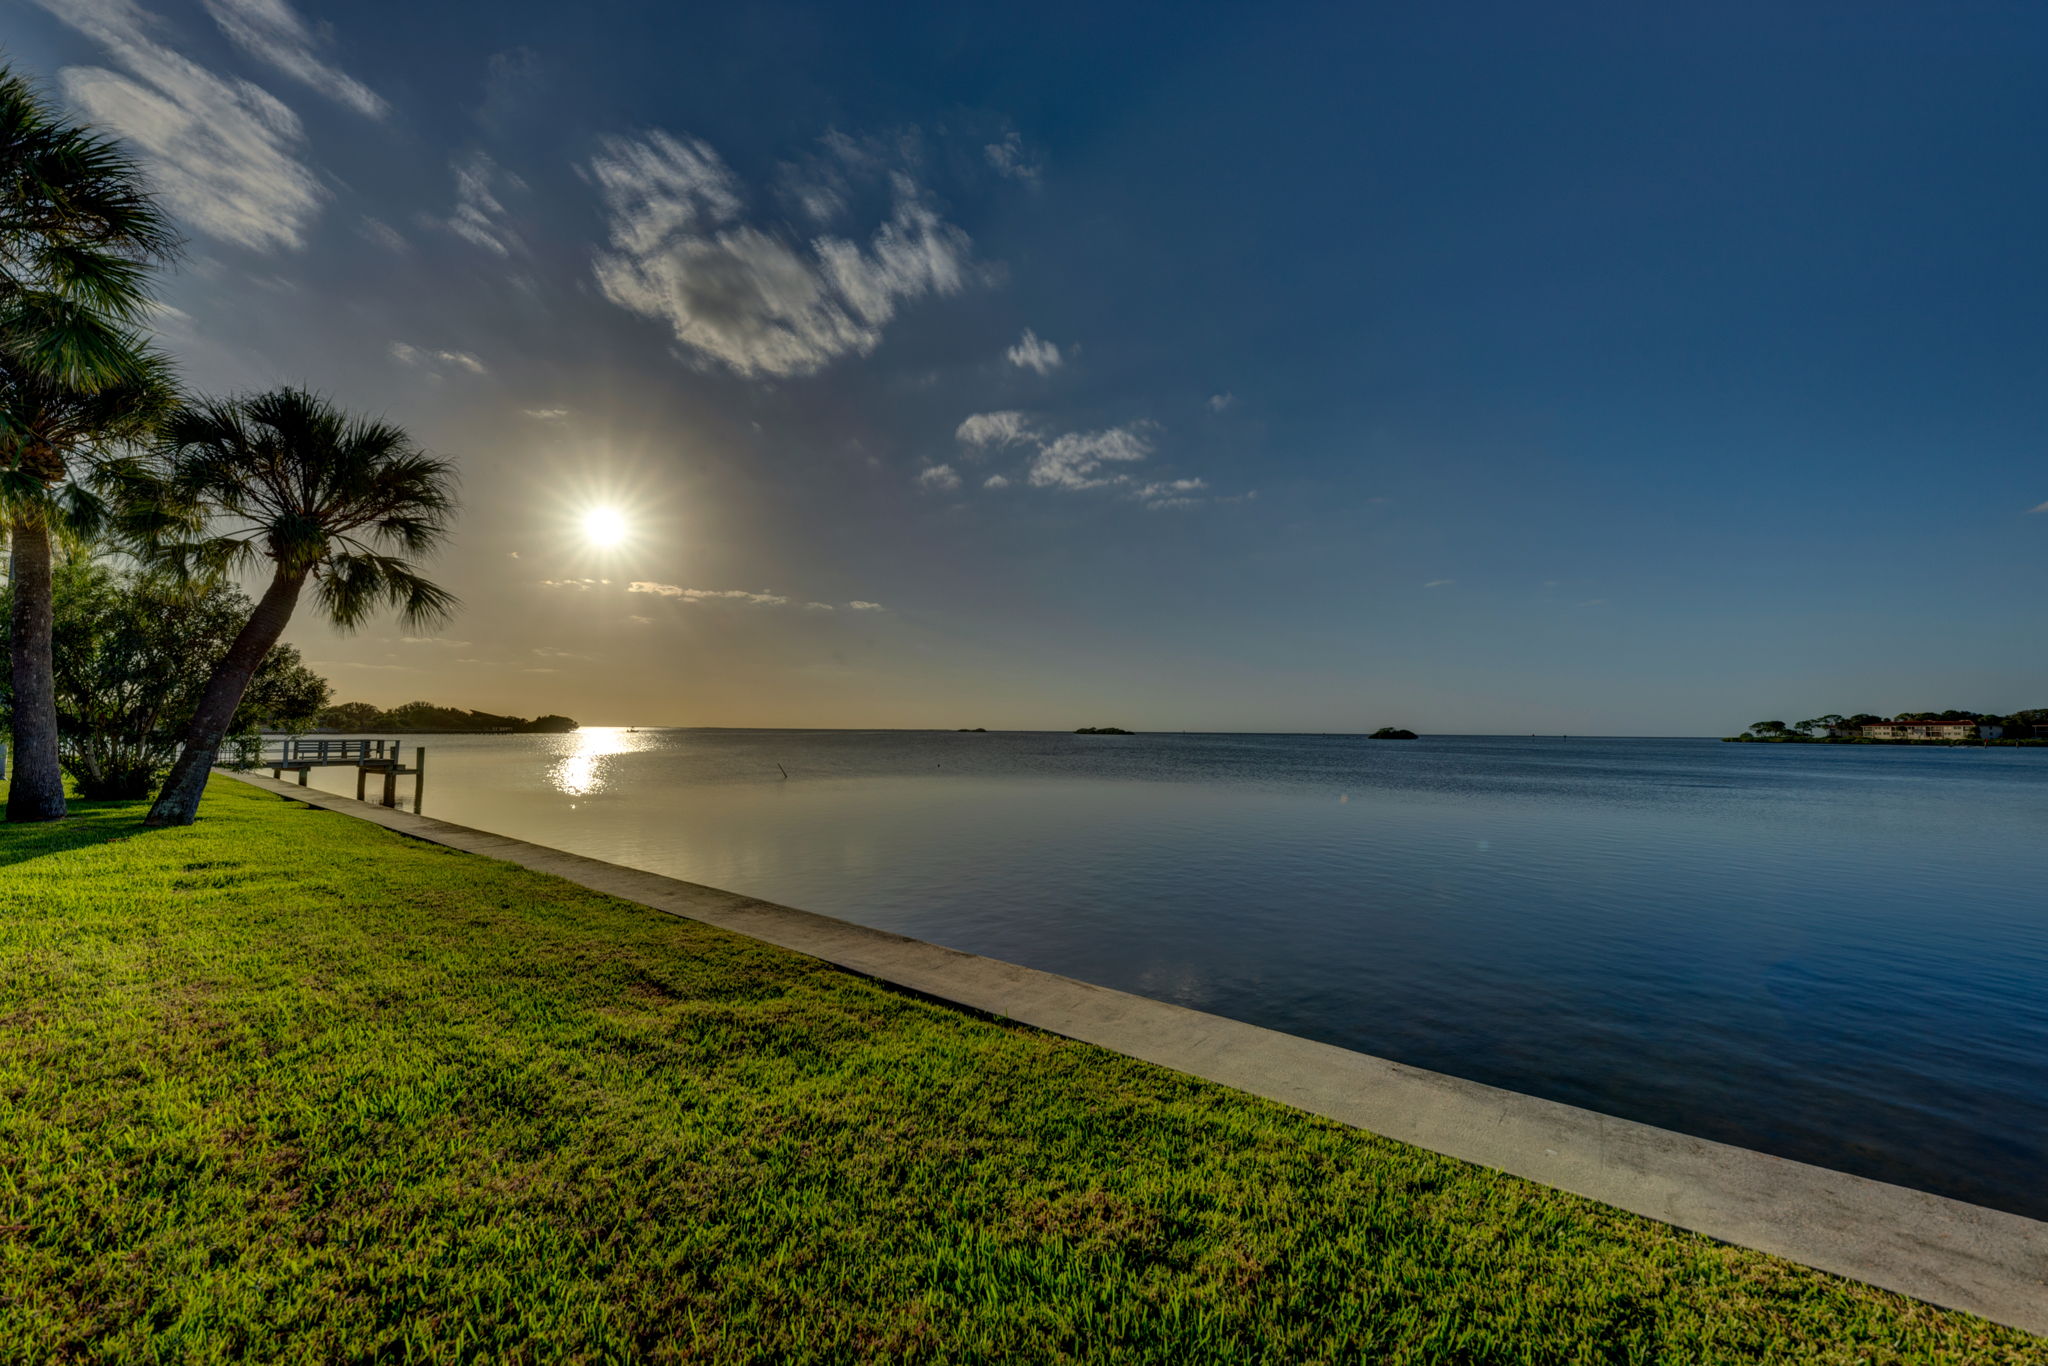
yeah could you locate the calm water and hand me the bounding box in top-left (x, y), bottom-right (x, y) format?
top-left (296, 730), bottom-right (2048, 1217)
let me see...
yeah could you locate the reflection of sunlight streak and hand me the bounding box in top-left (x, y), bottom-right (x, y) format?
top-left (547, 726), bottom-right (653, 797)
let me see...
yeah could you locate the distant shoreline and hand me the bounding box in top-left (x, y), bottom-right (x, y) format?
top-left (1723, 735), bottom-right (2048, 747)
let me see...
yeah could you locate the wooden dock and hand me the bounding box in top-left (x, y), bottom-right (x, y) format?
top-left (249, 737), bottom-right (425, 811)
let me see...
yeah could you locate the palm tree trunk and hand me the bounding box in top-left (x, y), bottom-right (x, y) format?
top-left (144, 568), bottom-right (305, 827)
top-left (5, 513), bottom-right (67, 822)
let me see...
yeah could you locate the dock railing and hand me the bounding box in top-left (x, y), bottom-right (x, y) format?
top-left (217, 736), bottom-right (425, 811)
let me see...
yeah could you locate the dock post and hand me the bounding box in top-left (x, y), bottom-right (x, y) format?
top-left (297, 766), bottom-right (309, 787)
top-left (382, 766), bottom-right (398, 807)
top-left (356, 765), bottom-right (368, 802)
top-left (413, 747), bottom-right (425, 814)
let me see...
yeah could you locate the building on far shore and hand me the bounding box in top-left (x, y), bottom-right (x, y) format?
top-left (1832, 720), bottom-right (2004, 740)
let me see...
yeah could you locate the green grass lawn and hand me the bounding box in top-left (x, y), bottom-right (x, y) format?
top-left (1, 778), bottom-right (2038, 1364)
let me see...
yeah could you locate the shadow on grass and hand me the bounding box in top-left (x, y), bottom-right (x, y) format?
top-left (0, 786), bottom-right (167, 870)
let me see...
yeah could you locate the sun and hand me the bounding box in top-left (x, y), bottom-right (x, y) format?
top-left (582, 506), bottom-right (629, 548)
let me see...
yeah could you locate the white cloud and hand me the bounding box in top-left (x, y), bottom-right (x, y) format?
top-left (397, 636), bottom-right (471, 647)
top-left (539, 577), bottom-right (606, 589)
top-left (955, 410), bottom-right (1033, 450)
top-left (532, 646), bottom-right (595, 661)
top-left (442, 150), bottom-right (523, 257)
top-left (628, 582), bottom-right (791, 606)
top-left (847, 600), bottom-right (885, 611)
top-left (2030, 501), bottom-right (2048, 514)
top-left (916, 463), bottom-right (961, 492)
top-left (1028, 422), bottom-right (1156, 490)
top-left (803, 601), bottom-right (836, 611)
top-left (200, 0), bottom-right (387, 118)
top-left (1208, 392), bottom-right (1235, 413)
top-left (1006, 328), bottom-right (1062, 374)
top-left (521, 407), bottom-right (569, 420)
top-left (984, 130), bottom-right (1041, 185)
top-left (1424, 579), bottom-right (1455, 588)
top-left (389, 341), bottom-right (488, 376)
top-left (587, 130), bottom-right (973, 377)
top-left (984, 474), bottom-right (1010, 490)
top-left (38, 0), bottom-right (325, 251)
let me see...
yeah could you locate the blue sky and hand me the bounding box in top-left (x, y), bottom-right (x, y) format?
top-left (11, 0), bottom-right (2048, 732)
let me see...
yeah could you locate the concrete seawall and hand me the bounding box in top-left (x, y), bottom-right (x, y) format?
top-left (222, 768), bottom-right (2048, 1336)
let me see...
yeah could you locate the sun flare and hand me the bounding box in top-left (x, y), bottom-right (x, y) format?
top-left (582, 506), bottom-right (629, 548)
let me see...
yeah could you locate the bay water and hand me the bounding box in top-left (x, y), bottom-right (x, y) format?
top-left (288, 730), bottom-right (2048, 1217)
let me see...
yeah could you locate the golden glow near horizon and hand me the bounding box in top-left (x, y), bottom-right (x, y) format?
top-left (582, 506), bottom-right (630, 548)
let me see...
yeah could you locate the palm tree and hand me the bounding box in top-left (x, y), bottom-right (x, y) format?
top-left (0, 66), bottom-right (178, 390)
top-left (0, 336), bottom-right (178, 820)
top-left (141, 388), bottom-right (457, 827)
top-left (2, 65), bottom-right (177, 821)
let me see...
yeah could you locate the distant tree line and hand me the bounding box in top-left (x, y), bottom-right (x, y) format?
top-left (319, 701), bottom-right (577, 734)
top-left (1736, 710), bottom-right (2048, 741)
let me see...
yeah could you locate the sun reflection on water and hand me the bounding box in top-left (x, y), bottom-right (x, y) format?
top-left (547, 727), bottom-right (653, 797)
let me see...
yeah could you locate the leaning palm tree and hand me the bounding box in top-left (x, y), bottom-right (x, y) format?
top-left (2, 65), bottom-right (178, 821)
top-left (0, 330), bottom-right (178, 821)
top-left (141, 388), bottom-right (457, 827)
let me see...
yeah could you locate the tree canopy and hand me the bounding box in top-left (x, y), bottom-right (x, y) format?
top-left (0, 557), bottom-right (329, 797)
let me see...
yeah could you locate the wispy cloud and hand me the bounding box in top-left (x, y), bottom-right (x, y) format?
top-left (915, 463), bottom-right (961, 492)
top-left (803, 601), bottom-right (836, 611)
top-left (2030, 500), bottom-right (2048, 514)
top-left (1207, 392), bottom-right (1235, 413)
top-left (586, 129), bottom-right (973, 377)
top-left (1029, 423), bottom-right (1156, 490)
top-left (984, 130), bottom-right (1041, 185)
top-left (441, 150), bottom-right (524, 257)
top-left (847, 600), bottom-right (885, 611)
top-left (1133, 477), bottom-right (1208, 510)
top-left (539, 577), bottom-right (607, 589)
top-left (1007, 328), bottom-right (1062, 374)
top-left (389, 341), bottom-right (488, 376)
top-left (958, 412), bottom-right (1229, 507)
top-left (36, 0), bottom-right (324, 251)
top-left (532, 646), bottom-right (595, 661)
top-left (357, 216), bottom-right (407, 251)
top-left (956, 410), bottom-right (1034, 450)
top-left (397, 636), bottom-right (471, 647)
top-left (200, 0), bottom-right (387, 117)
top-left (521, 406), bottom-right (569, 420)
top-left (628, 582), bottom-right (791, 605)
top-left (1424, 579), bottom-right (1456, 588)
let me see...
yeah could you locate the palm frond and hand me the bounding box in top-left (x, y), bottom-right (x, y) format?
top-left (152, 387), bottom-right (460, 633)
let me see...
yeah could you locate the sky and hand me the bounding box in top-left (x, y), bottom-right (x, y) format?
top-left (9, 0), bottom-right (2048, 733)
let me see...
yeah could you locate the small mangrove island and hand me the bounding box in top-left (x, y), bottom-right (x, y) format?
top-left (1369, 727), bottom-right (1419, 739)
top-left (1075, 726), bottom-right (1133, 735)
